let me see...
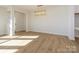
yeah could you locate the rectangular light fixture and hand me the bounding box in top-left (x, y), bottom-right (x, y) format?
top-left (34, 6), bottom-right (46, 16)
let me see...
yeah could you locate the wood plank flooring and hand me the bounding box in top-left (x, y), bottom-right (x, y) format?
top-left (15, 31), bottom-right (77, 53)
top-left (0, 31), bottom-right (78, 53)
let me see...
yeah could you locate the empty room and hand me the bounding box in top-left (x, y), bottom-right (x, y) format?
top-left (0, 5), bottom-right (79, 53)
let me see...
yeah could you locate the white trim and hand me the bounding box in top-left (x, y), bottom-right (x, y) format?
top-left (25, 13), bottom-right (29, 32)
top-left (8, 6), bottom-right (15, 36)
top-left (68, 6), bottom-right (75, 40)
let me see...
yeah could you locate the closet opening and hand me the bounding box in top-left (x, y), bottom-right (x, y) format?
top-left (75, 13), bottom-right (79, 42)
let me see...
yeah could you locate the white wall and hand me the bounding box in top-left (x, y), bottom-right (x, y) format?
top-left (29, 6), bottom-right (74, 40)
top-left (75, 6), bottom-right (79, 13)
top-left (15, 11), bottom-right (26, 32)
top-left (0, 7), bottom-right (9, 35)
top-left (0, 6), bottom-right (75, 40)
top-left (68, 6), bottom-right (75, 40)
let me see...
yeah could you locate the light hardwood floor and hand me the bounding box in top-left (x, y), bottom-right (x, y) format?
top-left (0, 31), bottom-right (78, 53)
top-left (15, 31), bottom-right (77, 53)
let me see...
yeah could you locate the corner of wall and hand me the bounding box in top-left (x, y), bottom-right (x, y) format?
top-left (68, 36), bottom-right (75, 40)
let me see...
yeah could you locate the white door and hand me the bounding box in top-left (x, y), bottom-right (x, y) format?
top-left (15, 11), bottom-right (26, 32)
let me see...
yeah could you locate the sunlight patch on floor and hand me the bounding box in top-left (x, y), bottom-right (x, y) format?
top-left (0, 40), bottom-right (32, 46)
top-left (0, 35), bottom-right (39, 53)
top-left (18, 36), bottom-right (39, 38)
top-left (0, 49), bottom-right (18, 53)
top-left (0, 35), bottom-right (39, 39)
top-left (0, 40), bottom-right (32, 53)
top-left (0, 36), bottom-right (18, 38)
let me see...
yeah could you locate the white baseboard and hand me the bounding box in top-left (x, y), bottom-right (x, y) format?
top-left (68, 36), bottom-right (75, 40)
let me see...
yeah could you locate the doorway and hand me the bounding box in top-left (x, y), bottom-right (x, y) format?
top-left (15, 11), bottom-right (26, 33)
top-left (75, 13), bottom-right (79, 40)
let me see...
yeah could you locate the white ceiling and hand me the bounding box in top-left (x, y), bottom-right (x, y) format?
top-left (0, 5), bottom-right (46, 11)
top-left (13, 5), bottom-right (48, 12)
top-left (0, 5), bottom-right (37, 12)
top-left (14, 5), bottom-right (37, 11)
top-left (0, 5), bottom-right (47, 12)
top-left (0, 5), bottom-right (59, 13)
